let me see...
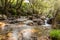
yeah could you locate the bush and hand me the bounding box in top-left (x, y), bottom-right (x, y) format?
top-left (50, 29), bottom-right (60, 40)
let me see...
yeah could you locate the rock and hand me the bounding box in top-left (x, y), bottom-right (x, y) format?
top-left (47, 18), bottom-right (54, 24)
top-left (0, 14), bottom-right (7, 20)
top-left (24, 20), bottom-right (33, 24)
top-left (0, 22), bottom-right (6, 30)
top-left (40, 16), bottom-right (46, 20)
top-left (0, 18), bottom-right (5, 20)
top-left (33, 19), bottom-right (45, 25)
top-left (26, 22), bottom-right (34, 26)
top-left (38, 36), bottom-right (50, 40)
top-left (28, 16), bottom-right (33, 20)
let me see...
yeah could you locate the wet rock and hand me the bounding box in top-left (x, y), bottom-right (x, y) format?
top-left (16, 18), bottom-right (27, 22)
top-left (26, 22), bottom-right (34, 26)
top-left (33, 19), bottom-right (45, 25)
top-left (24, 20), bottom-right (33, 23)
top-left (0, 18), bottom-right (5, 21)
top-left (28, 16), bottom-right (36, 20)
top-left (31, 36), bottom-right (37, 40)
top-left (6, 20), bottom-right (16, 24)
top-left (0, 15), bottom-right (7, 21)
top-left (28, 16), bottom-right (33, 20)
top-left (47, 18), bottom-right (54, 24)
top-left (0, 22), bottom-right (6, 31)
top-left (7, 32), bottom-right (18, 40)
top-left (8, 20), bottom-right (20, 24)
top-left (40, 16), bottom-right (46, 20)
top-left (38, 36), bottom-right (50, 40)
top-left (7, 18), bottom-right (14, 20)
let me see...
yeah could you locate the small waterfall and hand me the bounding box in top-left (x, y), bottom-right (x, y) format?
top-left (42, 18), bottom-right (51, 26)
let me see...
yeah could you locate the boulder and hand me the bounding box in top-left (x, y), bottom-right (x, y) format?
top-left (33, 19), bottom-right (45, 25)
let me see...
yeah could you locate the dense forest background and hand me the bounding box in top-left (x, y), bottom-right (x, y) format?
top-left (0, 0), bottom-right (60, 18)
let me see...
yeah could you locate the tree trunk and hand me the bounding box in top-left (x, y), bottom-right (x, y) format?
top-left (52, 9), bottom-right (60, 29)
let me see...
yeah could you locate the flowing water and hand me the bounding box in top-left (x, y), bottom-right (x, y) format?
top-left (42, 18), bottom-right (51, 27)
top-left (0, 17), bottom-right (51, 40)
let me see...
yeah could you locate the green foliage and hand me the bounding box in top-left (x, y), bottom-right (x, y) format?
top-left (50, 29), bottom-right (60, 40)
top-left (29, 0), bottom-right (57, 17)
top-left (0, 0), bottom-right (60, 18)
top-left (11, 8), bottom-right (17, 16)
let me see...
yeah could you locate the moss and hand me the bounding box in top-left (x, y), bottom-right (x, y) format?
top-left (50, 29), bottom-right (60, 40)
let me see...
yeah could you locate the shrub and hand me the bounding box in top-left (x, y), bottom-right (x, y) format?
top-left (50, 29), bottom-right (60, 40)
